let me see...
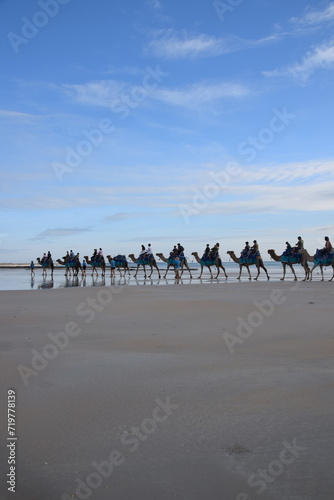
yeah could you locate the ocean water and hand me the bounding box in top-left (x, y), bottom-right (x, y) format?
top-left (0, 261), bottom-right (320, 291)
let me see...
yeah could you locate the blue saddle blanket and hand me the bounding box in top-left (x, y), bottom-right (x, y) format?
top-left (314, 249), bottom-right (334, 266)
top-left (168, 258), bottom-right (182, 266)
top-left (41, 259), bottom-right (52, 267)
top-left (239, 251), bottom-right (260, 264)
top-left (114, 255), bottom-right (127, 265)
top-left (281, 254), bottom-right (301, 264)
top-left (66, 258), bottom-right (77, 267)
top-left (201, 258), bottom-right (221, 266)
top-left (138, 256), bottom-right (154, 265)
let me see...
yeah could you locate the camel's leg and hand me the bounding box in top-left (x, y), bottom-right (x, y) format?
top-left (164, 264), bottom-right (170, 279)
top-left (246, 265), bottom-right (252, 281)
top-left (237, 265), bottom-right (242, 280)
top-left (280, 263), bottom-right (286, 280)
top-left (262, 264), bottom-right (270, 280)
top-left (221, 264), bottom-right (228, 279)
top-left (197, 265), bottom-right (204, 278)
top-left (290, 264), bottom-right (297, 281)
top-left (214, 266), bottom-right (220, 279)
top-left (142, 265), bottom-right (147, 279)
top-left (154, 264), bottom-right (161, 279)
top-left (254, 265), bottom-right (260, 280)
top-left (307, 264), bottom-right (316, 281)
top-left (134, 264), bottom-right (139, 278)
top-left (320, 265), bottom-right (324, 281)
top-left (329, 266), bottom-right (334, 282)
top-left (181, 261), bottom-right (192, 278)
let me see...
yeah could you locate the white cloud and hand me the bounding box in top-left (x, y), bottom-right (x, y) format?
top-left (106, 212), bottom-right (153, 221)
top-left (57, 77), bottom-right (249, 112)
top-left (291, 2), bottom-right (334, 26)
top-left (0, 109), bottom-right (42, 123)
top-left (175, 181), bottom-right (334, 218)
top-left (146, 0), bottom-right (162, 9)
top-left (153, 81), bottom-right (250, 109)
top-left (32, 227), bottom-right (92, 240)
top-left (61, 80), bottom-right (128, 108)
top-left (147, 29), bottom-right (280, 59)
top-left (238, 159), bottom-right (334, 184)
top-left (263, 39), bottom-right (334, 82)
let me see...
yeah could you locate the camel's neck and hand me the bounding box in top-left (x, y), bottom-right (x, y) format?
top-left (192, 252), bottom-right (201, 263)
top-left (227, 251), bottom-right (239, 264)
top-left (84, 256), bottom-right (91, 264)
top-left (128, 254), bottom-right (138, 263)
top-left (268, 250), bottom-right (281, 262)
top-left (301, 250), bottom-right (313, 261)
top-left (157, 253), bottom-right (168, 262)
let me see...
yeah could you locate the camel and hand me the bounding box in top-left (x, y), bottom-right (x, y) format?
top-left (227, 250), bottom-right (269, 280)
top-left (191, 252), bottom-right (228, 279)
top-left (106, 255), bottom-right (130, 277)
top-left (156, 253), bottom-right (193, 279)
top-left (128, 254), bottom-right (161, 279)
top-left (300, 249), bottom-right (334, 282)
top-left (36, 257), bottom-right (54, 277)
top-left (267, 249), bottom-right (310, 281)
top-left (84, 255), bottom-right (106, 277)
top-left (57, 255), bottom-right (82, 277)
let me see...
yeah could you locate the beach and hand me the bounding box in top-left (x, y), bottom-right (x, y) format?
top-left (0, 281), bottom-right (334, 499)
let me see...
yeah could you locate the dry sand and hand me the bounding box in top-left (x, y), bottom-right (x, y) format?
top-left (0, 281), bottom-right (333, 500)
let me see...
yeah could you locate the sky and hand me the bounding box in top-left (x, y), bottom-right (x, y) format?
top-left (1, 0), bottom-right (334, 263)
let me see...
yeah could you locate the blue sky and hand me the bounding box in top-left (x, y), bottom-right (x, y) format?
top-left (1, 0), bottom-right (334, 263)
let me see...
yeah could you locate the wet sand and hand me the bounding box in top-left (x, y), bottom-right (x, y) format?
top-left (0, 282), bottom-right (333, 499)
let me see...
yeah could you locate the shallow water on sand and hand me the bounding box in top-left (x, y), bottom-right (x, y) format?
top-left (0, 261), bottom-right (321, 291)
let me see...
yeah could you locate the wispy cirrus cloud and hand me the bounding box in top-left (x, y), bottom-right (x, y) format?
top-left (152, 81), bottom-right (250, 109)
top-left (32, 227), bottom-right (93, 241)
top-left (60, 80), bottom-right (127, 108)
top-left (175, 181), bottom-right (334, 218)
top-left (263, 39), bottom-right (334, 82)
top-left (239, 159), bottom-right (334, 184)
top-left (0, 109), bottom-right (42, 123)
top-left (147, 29), bottom-right (280, 59)
top-left (56, 78), bottom-right (250, 112)
top-left (290, 2), bottom-right (334, 26)
top-left (106, 211), bottom-right (153, 221)
top-left (146, 0), bottom-right (162, 9)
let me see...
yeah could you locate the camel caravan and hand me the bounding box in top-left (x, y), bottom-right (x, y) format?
top-left (35, 236), bottom-right (334, 282)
